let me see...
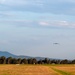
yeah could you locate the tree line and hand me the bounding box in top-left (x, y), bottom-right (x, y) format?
top-left (0, 56), bottom-right (75, 64)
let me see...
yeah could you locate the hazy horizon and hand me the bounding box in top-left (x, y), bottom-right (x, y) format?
top-left (0, 0), bottom-right (75, 59)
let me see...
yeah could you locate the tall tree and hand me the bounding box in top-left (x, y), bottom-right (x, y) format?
top-left (60, 59), bottom-right (69, 64)
top-left (21, 58), bottom-right (28, 64)
top-left (6, 57), bottom-right (12, 64)
top-left (72, 60), bottom-right (75, 64)
top-left (17, 58), bottom-right (22, 64)
top-left (44, 58), bottom-right (49, 64)
top-left (32, 58), bottom-right (37, 64)
top-left (28, 58), bottom-right (33, 64)
top-left (0, 56), bottom-right (6, 64)
top-left (11, 58), bottom-right (18, 64)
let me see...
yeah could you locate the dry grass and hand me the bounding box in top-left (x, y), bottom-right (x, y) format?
top-left (51, 64), bottom-right (75, 75)
top-left (0, 65), bottom-right (58, 75)
top-left (0, 64), bottom-right (75, 75)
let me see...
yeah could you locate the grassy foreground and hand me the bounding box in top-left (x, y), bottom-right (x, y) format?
top-left (0, 64), bottom-right (75, 75)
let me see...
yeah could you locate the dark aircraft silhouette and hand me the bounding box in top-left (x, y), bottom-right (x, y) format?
top-left (53, 43), bottom-right (59, 45)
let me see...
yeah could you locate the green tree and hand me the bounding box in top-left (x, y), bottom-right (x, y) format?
top-left (32, 58), bottom-right (37, 64)
top-left (28, 58), bottom-right (33, 64)
top-left (72, 60), bottom-right (75, 64)
top-left (60, 59), bottom-right (69, 64)
top-left (44, 58), bottom-right (48, 64)
top-left (21, 58), bottom-right (28, 64)
top-left (11, 58), bottom-right (18, 64)
top-left (17, 58), bottom-right (22, 64)
top-left (6, 57), bottom-right (12, 64)
top-left (0, 56), bottom-right (6, 64)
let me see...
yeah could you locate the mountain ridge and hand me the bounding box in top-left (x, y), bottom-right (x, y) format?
top-left (0, 51), bottom-right (51, 60)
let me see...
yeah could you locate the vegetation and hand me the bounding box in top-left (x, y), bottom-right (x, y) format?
top-left (51, 67), bottom-right (71, 75)
top-left (0, 56), bottom-right (75, 64)
top-left (0, 64), bottom-right (75, 75)
top-left (0, 65), bottom-right (57, 75)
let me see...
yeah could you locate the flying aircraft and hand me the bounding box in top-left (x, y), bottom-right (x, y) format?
top-left (53, 43), bottom-right (59, 45)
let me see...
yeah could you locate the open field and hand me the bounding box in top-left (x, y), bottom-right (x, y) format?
top-left (0, 64), bottom-right (75, 75)
top-left (0, 65), bottom-right (58, 75)
top-left (51, 64), bottom-right (75, 75)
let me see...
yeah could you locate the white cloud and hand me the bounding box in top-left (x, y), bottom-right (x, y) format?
top-left (55, 21), bottom-right (69, 26)
top-left (0, 19), bottom-right (75, 28)
top-left (38, 20), bottom-right (75, 28)
top-left (39, 21), bottom-right (49, 26)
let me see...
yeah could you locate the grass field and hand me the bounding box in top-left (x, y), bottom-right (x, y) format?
top-left (51, 64), bottom-right (75, 75)
top-left (0, 64), bottom-right (75, 75)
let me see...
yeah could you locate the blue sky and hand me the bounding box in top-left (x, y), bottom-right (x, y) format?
top-left (0, 0), bottom-right (75, 59)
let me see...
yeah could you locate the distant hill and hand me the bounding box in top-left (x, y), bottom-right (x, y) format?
top-left (0, 51), bottom-right (17, 57)
top-left (0, 51), bottom-right (31, 59)
top-left (0, 51), bottom-right (53, 60)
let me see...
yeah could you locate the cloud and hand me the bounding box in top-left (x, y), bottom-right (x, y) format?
top-left (0, 0), bottom-right (75, 15)
top-left (38, 20), bottom-right (75, 28)
top-left (39, 21), bottom-right (69, 27)
top-left (39, 21), bottom-right (49, 26)
top-left (55, 21), bottom-right (69, 26)
top-left (0, 19), bottom-right (75, 28)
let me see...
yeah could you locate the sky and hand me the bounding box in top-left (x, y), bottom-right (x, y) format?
top-left (0, 0), bottom-right (75, 59)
